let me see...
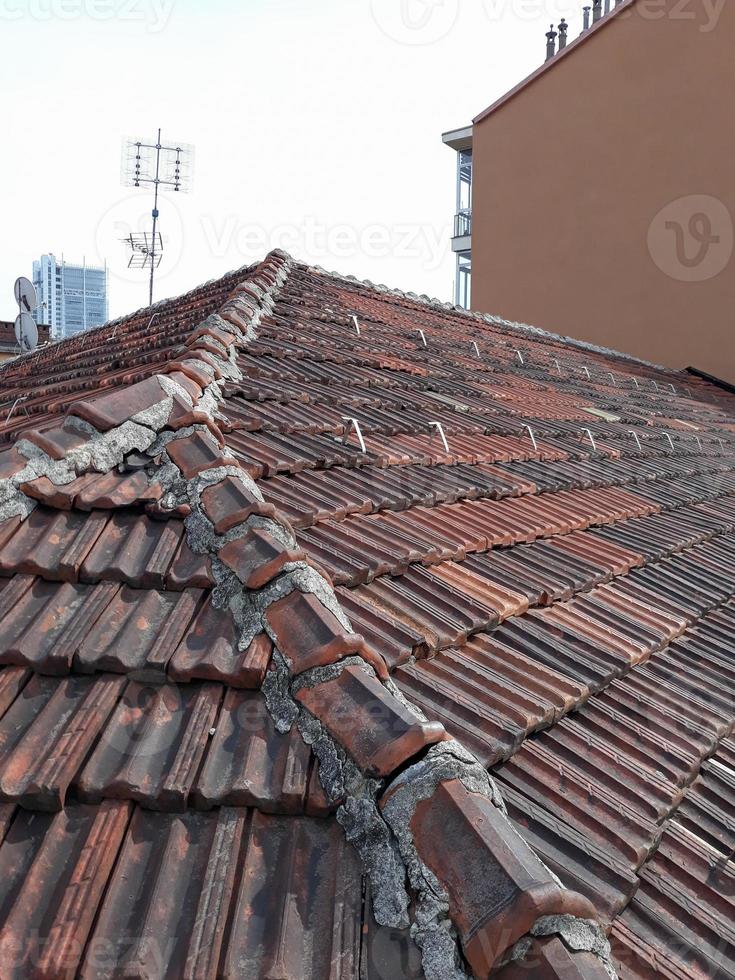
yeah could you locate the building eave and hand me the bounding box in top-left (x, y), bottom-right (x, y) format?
top-left (442, 125), bottom-right (473, 152)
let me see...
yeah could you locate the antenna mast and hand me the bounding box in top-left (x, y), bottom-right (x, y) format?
top-left (121, 130), bottom-right (194, 306)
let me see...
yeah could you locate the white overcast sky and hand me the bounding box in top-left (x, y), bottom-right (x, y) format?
top-left (1, 0), bottom-right (588, 321)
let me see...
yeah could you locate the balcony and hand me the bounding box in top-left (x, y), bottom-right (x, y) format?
top-left (454, 209), bottom-right (472, 238)
top-left (452, 208), bottom-right (472, 254)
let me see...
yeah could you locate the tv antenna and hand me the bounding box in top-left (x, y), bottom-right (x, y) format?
top-left (121, 129), bottom-right (194, 305)
top-left (13, 277), bottom-right (39, 353)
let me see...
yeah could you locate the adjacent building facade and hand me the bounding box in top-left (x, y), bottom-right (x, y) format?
top-left (32, 254), bottom-right (109, 340)
top-left (444, 0), bottom-right (735, 382)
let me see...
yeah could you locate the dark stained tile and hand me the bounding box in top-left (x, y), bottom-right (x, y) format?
top-left (221, 811), bottom-right (362, 980)
top-left (611, 875), bottom-right (735, 980)
top-left (361, 885), bottom-right (426, 980)
top-left (200, 476), bottom-right (276, 534)
top-left (495, 741), bottom-right (662, 869)
top-left (166, 430), bottom-right (231, 480)
top-left (0, 802), bottom-right (131, 980)
top-left (0, 579), bottom-right (118, 674)
top-left (80, 511), bottom-right (184, 588)
top-left (167, 535), bottom-right (214, 590)
top-left (168, 598), bottom-right (272, 688)
top-left (502, 782), bottom-right (638, 929)
top-left (0, 507), bottom-right (109, 582)
top-left (193, 688), bottom-right (313, 813)
top-left (0, 673), bottom-right (124, 809)
top-left (77, 680), bottom-right (222, 811)
top-left (0, 668), bottom-right (29, 720)
top-left (80, 806), bottom-right (246, 980)
top-left (75, 586), bottom-right (201, 675)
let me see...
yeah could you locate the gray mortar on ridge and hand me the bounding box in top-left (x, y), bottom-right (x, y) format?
top-left (0, 387), bottom-right (174, 522)
top-left (532, 915), bottom-right (617, 978)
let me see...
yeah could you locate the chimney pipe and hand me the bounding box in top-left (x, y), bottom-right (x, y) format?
top-left (558, 18), bottom-right (568, 49)
top-left (592, 0), bottom-right (602, 21)
top-left (545, 23), bottom-right (557, 61)
top-left (583, 6), bottom-right (591, 30)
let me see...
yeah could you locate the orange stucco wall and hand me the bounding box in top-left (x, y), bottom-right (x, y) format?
top-left (471, 0), bottom-right (735, 382)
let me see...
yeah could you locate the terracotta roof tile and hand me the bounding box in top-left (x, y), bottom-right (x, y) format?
top-left (168, 598), bottom-right (272, 688)
top-left (2, 252), bottom-right (735, 976)
top-left (80, 511), bottom-right (184, 588)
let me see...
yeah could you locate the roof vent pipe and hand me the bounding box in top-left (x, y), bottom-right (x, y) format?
top-left (583, 5), bottom-right (591, 29)
top-left (545, 23), bottom-right (557, 61)
top-left (592, 0), bottom-right (602, 21)
top-left (558, 19), bottom-right (568, 49)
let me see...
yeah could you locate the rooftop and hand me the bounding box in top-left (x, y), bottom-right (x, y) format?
top-left (0, 250), bottom-right (733, 978)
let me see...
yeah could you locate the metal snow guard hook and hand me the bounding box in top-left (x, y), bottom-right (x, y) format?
top-left (4, 396), bottom-right (28, 425)
top-left (418, 329), bottom-right (427, 347)
top-left (341, 416), bottom-right (366, 453)
top-left (664, 433), bottom-right (675, 451)
top-left (472, 341), bottom-right (480, 358)
top-left (515, 349), bottom-right (524, 365)
top-left (429, 421), bottom-right (449, 453)
top-left (581, 428), bottom-right (597, 451)
top-left (628, 430), bottom-right (643, 451)
top-left (523, 424), bottom-right (538, 452)
top-left (352, 316), bottom-right (361, 336)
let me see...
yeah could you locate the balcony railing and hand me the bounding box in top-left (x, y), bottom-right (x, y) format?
top-left (453, 209), bottom-right (472, 238)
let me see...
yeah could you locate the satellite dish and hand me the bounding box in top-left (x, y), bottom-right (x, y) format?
top-left (14, 313), bottom-right (38, 353)
top-left (14, 277), bottom-right (38, 314)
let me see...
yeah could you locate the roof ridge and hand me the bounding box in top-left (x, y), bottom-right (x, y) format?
top-left (301, 255), bottom-right (683, 378)
top-left (0, 259), bottom-right (258, 381)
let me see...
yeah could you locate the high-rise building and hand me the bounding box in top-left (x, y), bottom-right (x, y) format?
top-left (32, 254), bottom-right (109, 340)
